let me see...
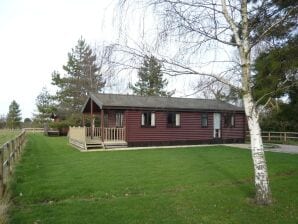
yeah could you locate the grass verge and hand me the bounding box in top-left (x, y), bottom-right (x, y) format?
top-left (8, 134), bottom-right (298, 223)
top-left (0, 130), bottom-right (21, 146)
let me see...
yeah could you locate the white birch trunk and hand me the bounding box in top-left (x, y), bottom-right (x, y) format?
top-left (243, 93), bottom-right (272, 205)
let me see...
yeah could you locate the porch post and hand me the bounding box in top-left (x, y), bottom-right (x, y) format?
top-left (91, 98), bottom-right (94, 139)
top-left (82, 114), bottom-right (85, 126)
top-left (101, 109), bottom-right (104, 142)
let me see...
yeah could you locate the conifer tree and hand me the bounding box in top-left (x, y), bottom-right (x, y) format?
top-left (52, 37), bottom-right (105, 112)
top-left (130, 55), bottom-right (173, 96)
top-left (34, 87), bottom-right (57, 125)
top-left (6, 100), bottom-right (22, 129)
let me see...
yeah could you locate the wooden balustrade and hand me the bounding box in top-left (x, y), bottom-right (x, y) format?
top-left (103, 128), bottom-right (125, 141)
top-left (71, 126), bottom-right (125, 142)
top-left (86, 127), bottom-right (102, 138)
top-left (0, 130), bottom-right (26, 198)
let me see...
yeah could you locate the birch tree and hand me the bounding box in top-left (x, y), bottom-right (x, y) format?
top-left (117, 0), bottom-right (297, 204)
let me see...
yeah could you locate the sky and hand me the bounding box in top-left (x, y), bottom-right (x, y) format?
top-left (0, 0), bottom-right (119, 119)
top-left (0, 0), bottom-right (224, 120)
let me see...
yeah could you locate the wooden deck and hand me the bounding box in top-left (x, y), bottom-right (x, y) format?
top-left (69, 127), bottom-right (127, 150)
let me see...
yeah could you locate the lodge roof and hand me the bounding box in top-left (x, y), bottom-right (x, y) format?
top-left (82, 93), bottom-right (244, 112)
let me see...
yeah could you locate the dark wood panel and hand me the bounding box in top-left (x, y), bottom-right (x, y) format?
top-left (126, 111), bottom-right (245, 143)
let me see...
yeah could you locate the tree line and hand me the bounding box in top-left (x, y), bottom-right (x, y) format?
top-left (32, 37), bottom-right (172, 129)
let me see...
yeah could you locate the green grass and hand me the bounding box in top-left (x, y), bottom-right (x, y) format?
top-left (9, 134), bottom-right (298, 224)
top-left (0, 130), bottom-right (21, 146)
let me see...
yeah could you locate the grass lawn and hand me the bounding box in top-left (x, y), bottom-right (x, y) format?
top-left (9, 134), bottom-right (298, 224)
top-left (0, 130), bottom-right (21, 146)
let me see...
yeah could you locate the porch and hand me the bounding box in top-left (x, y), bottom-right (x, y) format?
top-left (68, 126), bottom-right (127, 150)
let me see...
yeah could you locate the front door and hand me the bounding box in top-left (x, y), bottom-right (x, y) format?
top-left (213, 113), bottom-right (221, 138)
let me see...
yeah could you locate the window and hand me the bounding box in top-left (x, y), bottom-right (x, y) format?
top-left (201, 113), bottom-right (208, 128)
top-left (141, 112), bottom-right (155, 127)
top-left (167, 112), bottom-right (180, 127)
top-left (104, 114), bottom-right (108, 127)
top-left (224, 113), bottom-right (235, 128)
top-left (116, 112), bottom-right (123, 127)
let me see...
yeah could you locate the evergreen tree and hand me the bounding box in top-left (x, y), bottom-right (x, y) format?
top-left (6, 100), bottom-right (22, 129)
top-left (253, 36), bottom-right (298, 105)
top-left (130, 55), bottom-right (173, 96)
top-left (0, 115), bottom-right (6, 129)
top-left (35, 87), bottom-right (57, 125)
top-left (252, 0), bottom-right (298, 131)
top-left (52, 37), bottom-right (105, 112)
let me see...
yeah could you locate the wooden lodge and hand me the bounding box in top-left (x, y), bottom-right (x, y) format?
top-left (68, 93), bottom-right (246, 150)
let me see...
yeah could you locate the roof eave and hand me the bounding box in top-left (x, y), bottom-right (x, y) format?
top-left (81, 93), bottom-right (104, 113)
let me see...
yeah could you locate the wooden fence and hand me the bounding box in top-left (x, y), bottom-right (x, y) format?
top-left (246, 131), bottom-right (298, 143)
top-left (23, 128), bottom-right (44, 133)
top-left (0, 130), bottom-right (26, 198)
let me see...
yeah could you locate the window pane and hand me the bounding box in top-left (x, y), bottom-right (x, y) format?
top-left (167, 112), bottom-right (173, 124)
top-left (231, 114), bottom-right (235, 127)
top-left (201, 113), bottom-right (208, 127)
top-left (151, 113), bottom-right (155, 126)
top-left (142, 112), bottom-right (154, 127)
top-left (141, 113), bottom-right (145, 126)
top-left (116, 112), bottom-right (123, 127)
top-left (175, 113), bottom-right (180, 126)
top-left (224, 113), bottom-right (235, 128)
top-left (104, 114), bottom-right (108, 127)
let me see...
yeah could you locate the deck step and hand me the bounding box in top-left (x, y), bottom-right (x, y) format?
top-left (86, 141), bottom-right (127, 150)
top-left (86, 142), bottom-right (104, 149)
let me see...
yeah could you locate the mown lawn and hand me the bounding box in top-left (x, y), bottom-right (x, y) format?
top-left (9, 134), bottom-right (298, 224)
top-left (0, 130), bottom-right (21, 146)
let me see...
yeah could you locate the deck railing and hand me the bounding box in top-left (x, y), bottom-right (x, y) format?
top-left (104, 128), bottom-right (125, 141)
top-left (86, 127), bottom-right (102, 138)
top-left (85, 127), bottom-right (125, 141)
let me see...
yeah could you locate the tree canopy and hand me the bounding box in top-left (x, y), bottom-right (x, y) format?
top-left (130, 55), bottom-right (173, 97)
top-left (34, 87), bottom-right (57, 126)
top-left (6, 100), bottom-right (22, 129)
top-left (52, 37), bottom-right (105, 113)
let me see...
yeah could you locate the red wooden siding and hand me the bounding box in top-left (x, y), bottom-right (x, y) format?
top-left (221, 113), bottom-right (246, 139)
top-left (125, 110), bottom-right (245, 144)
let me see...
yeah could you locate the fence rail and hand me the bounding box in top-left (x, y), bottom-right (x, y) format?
top-left (0, 130), bottom-right (26, 198)
top-left (246, 131), bottom-right (298, 143)
top-left (23, 128), bottom-right (44, 133)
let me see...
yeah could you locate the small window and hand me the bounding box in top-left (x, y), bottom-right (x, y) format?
top-left (224, 113), bottom-right (235, 128)
top-left (167, 112), bottom-right (180, 127)
top-left (201, 113), bottom-right (208, 128)
top-left (141, 112), bottom-right (155, 127)
top-left (116, 112), bottom-right (123, 127)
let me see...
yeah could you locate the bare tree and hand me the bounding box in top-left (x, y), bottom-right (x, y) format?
top-left (115, 0), bottom-right (297, 205)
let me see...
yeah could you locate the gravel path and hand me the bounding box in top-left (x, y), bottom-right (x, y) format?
top-left (225, 144), bottom-right (298, 154)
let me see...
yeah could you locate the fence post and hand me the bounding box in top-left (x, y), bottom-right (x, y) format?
top-left (6, 143), bottom-right (11, 174)
top-left (9, 142), bottom-right (13, 173)
top-left (17, 137), bottom-right (20, 158)
top-left (268, 132), bottom-right (271, 142)
top-left (0, 147), bottom-right (4, 198)
top-left (284, 132), bottom-right (287, 143)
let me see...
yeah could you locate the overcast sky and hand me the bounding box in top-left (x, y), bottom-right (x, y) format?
top-left (0, 0), bottom-right (210, 120)
top-left (0, 0), bottom-right (120, 119)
